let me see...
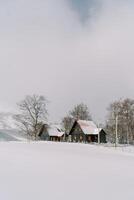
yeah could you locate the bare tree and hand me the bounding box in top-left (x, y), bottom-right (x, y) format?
top-left (70, 103), bottom-right (92, 121)
top-left (62, 103), bottom-right (92, 133)
top-left (105, 100), bottom-right (120, 144)
top-left (62, 115), bottom-right (74, 134)
top-left (105, 98), bottom-right (134, 144)
top-left (14, 94), bottom-right (48, 140)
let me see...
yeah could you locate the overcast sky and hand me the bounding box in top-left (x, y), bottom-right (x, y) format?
top-left (0, 0), bottom-right (134, 123)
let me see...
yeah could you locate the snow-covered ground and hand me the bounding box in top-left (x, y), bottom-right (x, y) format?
top-left (0, 142), bottom-right (134, 200)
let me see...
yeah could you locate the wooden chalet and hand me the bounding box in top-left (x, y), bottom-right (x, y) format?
top-left (38, 124), bottom-right (65, 142)
top-left (69, 120), bottom-right (107, 143)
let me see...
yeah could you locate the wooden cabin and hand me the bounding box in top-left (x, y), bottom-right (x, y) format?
top-left (69, 120), bottom-right (107, 143)
top-left (38, 124), bottom-right (65, 142)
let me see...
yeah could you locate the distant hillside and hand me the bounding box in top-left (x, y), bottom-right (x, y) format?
top-left (0, 112), bottom-right (17, 129)
top-left (0, 112), bottom-right (27, 141)
top-left (0, 129), bottom-right (27, 141)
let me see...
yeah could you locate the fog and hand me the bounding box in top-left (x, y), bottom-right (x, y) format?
top-left (0, 0), bottom-right (134, 123)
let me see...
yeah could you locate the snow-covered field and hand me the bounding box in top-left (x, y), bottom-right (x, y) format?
top-left (0, 142), bottom-right (134, 200)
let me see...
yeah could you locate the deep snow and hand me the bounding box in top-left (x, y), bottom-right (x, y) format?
top-left (0, 142), bottom-right (134, 200)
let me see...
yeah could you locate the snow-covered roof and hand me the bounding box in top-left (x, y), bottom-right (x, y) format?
top-left (77, 120), bottom-right (101, 135)
top-left (47, 124), bottom-right (64, 137)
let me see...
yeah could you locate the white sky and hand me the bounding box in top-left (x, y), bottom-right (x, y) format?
top-left (0, 0), bottom-right (134, 123)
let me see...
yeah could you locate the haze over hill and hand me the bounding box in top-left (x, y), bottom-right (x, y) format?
top-left (0, 113), bottom-right (27, 141)
top-left (0, 113), bottom-right (17, 130)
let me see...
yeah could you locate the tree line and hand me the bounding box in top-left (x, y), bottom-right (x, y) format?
top-left (14, 94), bottom-right (134, 144)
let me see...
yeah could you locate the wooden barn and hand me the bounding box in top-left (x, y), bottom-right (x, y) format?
top-left (69, 120), bottom-right (107, 143)
top-left (38, 124), bottom-right (65, 142)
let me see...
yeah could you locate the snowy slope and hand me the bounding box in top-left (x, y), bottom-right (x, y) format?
top-left (0, 142), bottom-right (134, 200)
top-left (0, 112), bottom-right (17, 129)
top-left (0, 129), bottom-right (27, 141)
top-left (0, 113), bottom-right (27, 141)
top-left (0, 130), bottom-right (19, 141)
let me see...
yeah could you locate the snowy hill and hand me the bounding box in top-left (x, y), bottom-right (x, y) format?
top-left (0, 129), bottom-right (27, 141)
top-left (0, 130), bottom-right (19, 141)
top-left (0, 113), bottom-right (27, 141)
top-left (0, 112), bottom-right (17, 129)
top-left (0, 142), bottom-right (134, 200)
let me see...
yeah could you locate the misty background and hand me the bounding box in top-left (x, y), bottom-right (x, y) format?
top-left (0, 0), bottom-right (134, 123)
